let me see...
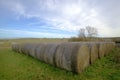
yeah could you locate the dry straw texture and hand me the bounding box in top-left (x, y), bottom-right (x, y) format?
top-left (96, 42), bottom-right (106, 59)
top-left (86, 42), bottom-right (99, 64)
top-left (105, 42), bottom-right (115, 56)
top-left (35, 43), bottom-right (46, 61)
top-left (28, 43), bottom-right (40, 58)
top-left (55, 42), bottom-right (90, 73)
top-left (55, 43), bottom-right (79, 71)
top-left (95, 42), bottom-right (115, 58)
top-left (75, 43), bottom-right (90, 73)
top-left (20, 43), bottom-right (34, 55)
top-left (43, 43), bottom-right (59, 65)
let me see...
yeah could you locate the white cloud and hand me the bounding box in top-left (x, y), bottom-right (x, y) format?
top-left (0, 29), bottom-right (71, 38)
top-left (62, 4), bottom-right (82, 17)
top-left (1, 0), bottom-right (25, 18)
top-left (1, 0), bottom-right (120, 37)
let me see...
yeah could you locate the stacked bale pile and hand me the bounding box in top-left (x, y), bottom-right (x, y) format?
top-left (11, 42), bottom-right (115, 73)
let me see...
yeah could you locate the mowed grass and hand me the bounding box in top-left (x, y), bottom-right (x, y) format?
top-left (0, 39), bottom-right (120, 80)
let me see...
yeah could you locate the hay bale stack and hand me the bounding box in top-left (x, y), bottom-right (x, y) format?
top-left (55, 42), bottom-right (90, 73)
top-left (43, 43), bottom-right (59, 65)
top-left (11, 42), bottom-right (115, 74)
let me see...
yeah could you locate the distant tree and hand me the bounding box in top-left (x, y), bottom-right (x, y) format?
top-left (78, 28), bottom-right (85, 38)
top-left (78, 26), bottom-right (98, 38)
top-left (86, 26), bottom-right (98, 37)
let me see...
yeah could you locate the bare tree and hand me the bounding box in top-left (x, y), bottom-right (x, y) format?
top-left (78, 28), bottom-right (85, 38)
top-left (86, 26), bottom-right (98, 37)
top-left (78, 26), bottom-right (98, 38)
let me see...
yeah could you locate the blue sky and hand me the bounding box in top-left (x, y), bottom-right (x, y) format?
top-left (0, 0), bottom-right (120, 39)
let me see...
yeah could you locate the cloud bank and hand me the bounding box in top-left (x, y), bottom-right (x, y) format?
top-left (0, 0), bottom-right (120, 38)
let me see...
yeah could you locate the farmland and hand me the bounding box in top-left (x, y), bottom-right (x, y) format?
top-left (0, 38), bottom-right (120, 80)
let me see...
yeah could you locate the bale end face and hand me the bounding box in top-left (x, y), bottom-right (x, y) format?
top-left (98, 43), bottom-right (106, 58)
top-left (89, 44), bottom-right (99, 64)
top-left (75, 44), bottom-right (90, 73)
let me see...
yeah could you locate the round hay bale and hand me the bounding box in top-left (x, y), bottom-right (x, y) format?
top-left (28, 43), bottom-right (39, 58)
top-left (98, 42), bottom-right (107, 58)
top-left (86, 42), bottom-right (99, 64)
top-left (104, 42), bottom-right (111, 56)
top-left (19, 44), bottom-right (25, 54)
top-left (43, 43), bottom-right (59, 65)
top-left (55, 42), bottom-right (79, 71)
top-left (55, 42), bottom-right (90, 73)
top-left (20, 43), bottom-right (32, 55)
top-left (103, 42), bottom-right (115, 56)
top-left (17, 44), bottom-right (22, 53)
top-left (72, 42), bottom-right (99, 64)
top-left (35, 43), bottom-right (47, 61)
top-left (109, 42), bottom-right (115, 50)
top-left (74, 43), bottom-right (90, 73)
top-left (20, 44), bottom-right (27, 54)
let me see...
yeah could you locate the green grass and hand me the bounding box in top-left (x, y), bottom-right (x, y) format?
top-left (0, 39), bottom-right (120, 80)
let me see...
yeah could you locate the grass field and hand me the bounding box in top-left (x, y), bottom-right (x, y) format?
top-left (0, 39), bottom-right (120, 80)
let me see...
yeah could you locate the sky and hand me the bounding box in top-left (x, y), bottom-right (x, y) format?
top-left (0, 0), bottom-right (120, 39)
